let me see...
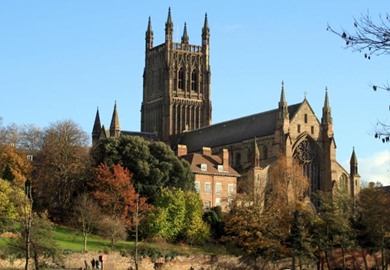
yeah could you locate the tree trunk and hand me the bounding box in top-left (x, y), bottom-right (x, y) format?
top-left (84, 235), bottom-right (88, 252)
top-left (361, 248), bottom-right (369, 270)
top-left (324, 251), bottom-right (331, 270)
top-left (341, 246), bottom-right (346, 270)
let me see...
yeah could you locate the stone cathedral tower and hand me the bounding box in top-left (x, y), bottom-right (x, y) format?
top-left (141, 8), bottom-right (212, 144)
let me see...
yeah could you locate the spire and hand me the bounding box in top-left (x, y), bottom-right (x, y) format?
top-left (254, 137), bottom-right (260, 167)
top-left (92, 107), bottom-right (101, 134)
top-left (181, 22), bottom-right (189, 44)
top-left (321, 87), bottom-right (333, 125)
top-left (165, 7), bottom-right (173, 42)
top-left (110, 101), bottom-right (120, 137)
top-left (278, 81), bottom-right (289, 120)
top-left (145, 16), bottom-right (154, 49)
top-left (92, 107), bottom-right (102, 146)
top-left (202, 13), bottom-right (210, 46)
top-left (350, 147), bottom-right (358, 175)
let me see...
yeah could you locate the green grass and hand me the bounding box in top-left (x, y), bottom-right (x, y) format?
top-left (0, 225), bottom-right (233, 258)
top-left (53, 225), bottom-right (134, 252)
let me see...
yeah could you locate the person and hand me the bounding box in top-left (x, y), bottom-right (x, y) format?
top-left (91, 258), bottom-right (96, 269)
top-left (96, 260), bottom-right (101, 269)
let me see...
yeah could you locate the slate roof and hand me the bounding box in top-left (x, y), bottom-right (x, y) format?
top-left (181, 153), bottom-right (240, 177)
top-left (178, 102), bottom-right (302, 153)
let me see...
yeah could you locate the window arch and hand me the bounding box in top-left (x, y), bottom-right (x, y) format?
top-left (339, 174), bottom-right (348, 193)
top-left (191, 70), bottom-right (197, 91)
top-left (293, 138), bottom-right (320, 197)
top-left (178, 67), bottom-right (185, 90)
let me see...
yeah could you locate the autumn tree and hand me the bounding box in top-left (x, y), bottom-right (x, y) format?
top-left (91, 136), bottom-right (194, 202)
top-left (96, 215), bottom-right (127, 250)
top-left (0, 145), bottom-right (31, 187)
top-left (91, 163), bottom-right (149, 227)
top-left (32, 119), bottom-right (90, 218)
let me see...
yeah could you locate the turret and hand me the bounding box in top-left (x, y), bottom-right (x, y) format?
top-left (321, 87), bottom-right (333, 136)
top-left (273, 81), bottom-right (290, 157)
top-left (145, 16), bottom-right (153, 51)
top-left (165, 8), bottom-right (173, 43)
top-left (202, 13), bottom-right (210, 68)
top-left (181, 23), bottom-right (189, 44)
top-left (92, 107), bottom-right (102, 146)
top-left (350, 147), bottom-right (360, 196)
top-left (109, 101), bottom-right (120, 138)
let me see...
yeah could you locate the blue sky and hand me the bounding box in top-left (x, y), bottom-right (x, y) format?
top-left (1, 1), bottom-right (389, 185)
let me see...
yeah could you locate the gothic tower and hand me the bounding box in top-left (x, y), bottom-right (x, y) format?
top-left (141, 9), bottom-right (212, 145)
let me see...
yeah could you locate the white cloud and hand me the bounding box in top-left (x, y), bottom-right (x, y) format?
top-left (358, 150), bottom-right (390, 186)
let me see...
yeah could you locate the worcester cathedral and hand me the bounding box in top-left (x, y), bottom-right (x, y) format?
top-left (92, 9), bottom-right (360, 204)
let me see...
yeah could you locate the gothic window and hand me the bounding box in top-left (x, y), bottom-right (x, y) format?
top-left (293, 138), bottom-right (320, 197)
top-left (339, 174), bottom-right (348, 193)
top-left (311, 126), bottom-right (314, 134)
top-left (178, 67), bottom-right (185, 89)
top-left (304, 114), bottom-right (308, 123)
top-left (297, 124), bottom-right (301, 133)
top-left (191, 70), bottom-right (197, 91)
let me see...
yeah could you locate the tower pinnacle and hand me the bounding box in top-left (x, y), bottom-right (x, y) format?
top-left (182, 22), bottom-right (189, 44)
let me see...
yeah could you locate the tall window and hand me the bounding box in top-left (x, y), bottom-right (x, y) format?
top-left (205, 182), bottom-right (211, 194)
top-left (191, 70), bottom-right (197, 91)
top-left (215, 183), bottom-right (222, 195)
top-left (228, 184), bottom-right (235, 197)
top-left (195, 181), bottom-right (200, 193)
top-left (178, 68), bottom-right (185, 89)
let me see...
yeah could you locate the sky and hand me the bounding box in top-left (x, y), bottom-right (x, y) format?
top-left (1, 1), bottom-right (389, 185)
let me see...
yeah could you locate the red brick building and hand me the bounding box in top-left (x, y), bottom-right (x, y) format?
top-left (177, 145), bottom-right (240, 211)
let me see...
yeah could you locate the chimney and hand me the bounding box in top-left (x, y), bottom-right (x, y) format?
top-left (177, 144), bottom-right (188, 157)
top-left (202, 147), bottom-right (212, 156)
top-left (221, 149), bottom-right (229, 171)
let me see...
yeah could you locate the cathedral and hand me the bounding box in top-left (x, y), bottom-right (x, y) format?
top-left (92, 9), bottom-right (360, 206)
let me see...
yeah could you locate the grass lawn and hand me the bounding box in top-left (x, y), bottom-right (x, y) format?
top-left (54, 225), bottom-right (134, 252)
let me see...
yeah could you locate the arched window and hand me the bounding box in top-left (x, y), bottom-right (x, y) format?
top-left (339, 174), bottom-right (348, 193)
top-left (293, 138), bottom-right (320, 197)
top-left (178, 68), bottom-right (185, 90)
top-left (191, 70), bottom-right (197, 91)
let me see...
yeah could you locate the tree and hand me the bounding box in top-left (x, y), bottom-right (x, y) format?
top-left (0, 178), bottom-right (26, 232)
top-left (314, 191), bottom-right (356, 270)
top-left (354, 183), bottom-right (390, 270)
top-left (32, 119), bottom-right (90, 218)
top-left (96, 215), bottom-right (127, 250)
top-left (327, 12), bottom-right (390, 141)
top-left (72, 193), bottom-right (101, 252)
top-left (91, 136), bottom-right (194, 202)
top-left (0, 145), bottom-right (32, 187)
top-left (91, 163), bottom-right (149, 226)
top-left (145, 188), bottom-right (209, 243)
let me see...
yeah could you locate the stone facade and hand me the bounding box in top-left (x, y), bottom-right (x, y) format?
top-left (92, 9), bottom-right (360, 205)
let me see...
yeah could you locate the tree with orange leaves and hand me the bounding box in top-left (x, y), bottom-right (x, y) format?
top-left (0, 145), bottom-right (31, 187)
top-left (92, 163), bottom-right (150, 227)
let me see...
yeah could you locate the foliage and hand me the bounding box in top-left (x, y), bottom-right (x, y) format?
top-left (32, 119), bottom-right (90, 218)
top-left (0, 178), bottom-right (27, 232)
top-left (91, 135), bottom-right (194, 202)
top-left (91, 163), bottom-right (150, 226)
top-left (314, 191), bottom-right (355, 269)
top-left (203, 206), bottom-right (225, 240)
top-left (0, 145), bottom-right (31, 187)
top-left (9, 212), bottom-right (62, 270)
top-left (145, 188), bottom-right (209, 244)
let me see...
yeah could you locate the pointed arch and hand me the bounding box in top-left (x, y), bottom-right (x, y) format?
top-left (292, 134), bottom-right (322, 197)
top-left (178, 67), bottom-right (185, 90)
top-left (191, 69), bottom-right (198, 91)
